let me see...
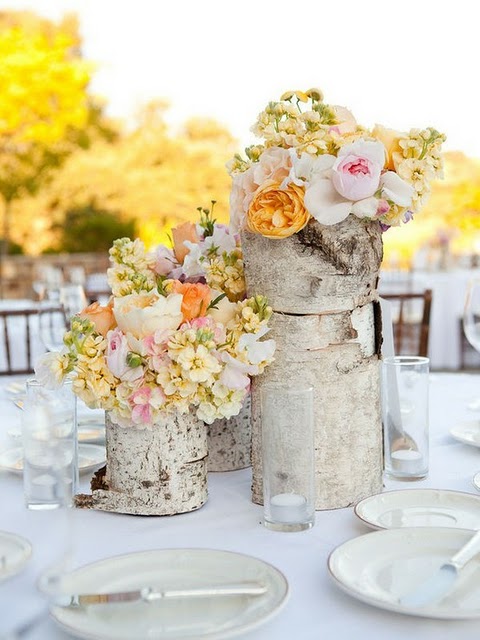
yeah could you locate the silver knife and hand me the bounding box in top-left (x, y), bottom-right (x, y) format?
top-left (52, 581), bottom-right (267, 608)
top-left (400, 529), bottom-right (480, 607)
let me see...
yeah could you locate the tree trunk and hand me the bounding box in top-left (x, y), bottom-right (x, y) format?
top-left (241, 217), bottom-right (384, 510)
top-left (75, 411), bottom-right (208, 515)
top-left (207, 395), bottom-right (251, 472)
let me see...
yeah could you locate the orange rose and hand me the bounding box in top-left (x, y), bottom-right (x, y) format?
top-left (247, 180), bottom-right (310, 239)
top-left (171, 222), bottom-right (199, 264)
top-left (78, 301), bottom-right (117, 337)
top-left (171, 281), bottom-right (211, 322)
top-left (371, 124), bottom-right (404, 171)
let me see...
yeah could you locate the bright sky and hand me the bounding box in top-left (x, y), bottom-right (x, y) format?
top-left (1, 0), bottom-right (479, 157)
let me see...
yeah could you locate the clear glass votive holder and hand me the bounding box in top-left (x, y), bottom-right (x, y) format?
top-left (260, 383), bottom-right (315, 532)
top-left (382, 356), bottom-right (429, 480)
top-left (22, 378), bottom-right (78, 509)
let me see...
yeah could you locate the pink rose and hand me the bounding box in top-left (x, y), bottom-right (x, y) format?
top-left (106, 328), bottom-right (143, 381)
top-left (331, 140), bottom-right (385, 201)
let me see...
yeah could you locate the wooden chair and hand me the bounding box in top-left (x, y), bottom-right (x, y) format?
top-left (0, 308), bottom-right (41, 375)
top-left (0, 306), bottom-right (63, 376)
top-left (381, 290), bottom-right (433, 358)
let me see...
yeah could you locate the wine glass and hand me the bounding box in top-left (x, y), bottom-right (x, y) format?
top-left (463, 279), bottom-right (480, 409)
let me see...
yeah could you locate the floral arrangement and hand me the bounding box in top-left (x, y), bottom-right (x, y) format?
top-left (37, 205), bottom-right (275, 428)
top-left (228, 88), bottom-right (445, 238)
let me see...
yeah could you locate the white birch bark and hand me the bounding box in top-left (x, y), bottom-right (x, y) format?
top-left (75, 411), bottom-right (208, 515)
top-left (242, 217), bottom-right (384, 510)
top-left (207, 395), bottom-right (251, 472)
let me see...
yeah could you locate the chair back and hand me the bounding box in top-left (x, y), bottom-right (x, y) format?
top-left (381, 290), bottom-right (433, 358)
top-left (0, 307), bottom-right (50, 376)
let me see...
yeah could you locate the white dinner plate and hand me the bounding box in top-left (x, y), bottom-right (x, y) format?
top-left (50, 548), bottom-right (289, 640)
top-left (354, 489), bottom-right (480, 530)
top-left (0, 444), bottom-right (105, 476)
top-left (0, 530), bottom-right (32, 583)
top-left (328, 526), bottom-right (480, 619)
top-left (473, 472), bottom-right (480, 492)
top-left (450, 420), bottom-right (480, 447)
top-left (7, 422), bottom-right (105, 444)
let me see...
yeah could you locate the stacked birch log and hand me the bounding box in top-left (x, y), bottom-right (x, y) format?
top-left (75, 412), bottom-right (208, 515)
top-left (241, 217), bottom-right (384, 510)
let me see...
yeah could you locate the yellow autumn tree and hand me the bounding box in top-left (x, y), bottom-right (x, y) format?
top-left (13, 102), bottom-right (236, 254)
top-left (0, 11), bottom-right (92, 262)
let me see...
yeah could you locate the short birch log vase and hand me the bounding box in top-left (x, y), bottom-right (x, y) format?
top-left (207, 395), bottom-right (251, 472)
top-left (241, 217), bottom-right (384, 510)
top-left (75, 411), bottom-right (208, 515)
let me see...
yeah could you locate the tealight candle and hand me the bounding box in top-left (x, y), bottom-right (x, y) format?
top-left (390, 449), bottom-right (424, 474)
top-left (269, 492), bottom-right (308, 524)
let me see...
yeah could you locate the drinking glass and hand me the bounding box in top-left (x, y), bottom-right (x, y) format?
top-left (463, 279), bottom-right (480, 409)
top-left (260, 383), bottom-right (315, 532)
top-left (22, 378), bottom-right (78, 510)
top-left (382, 356), bottom-right (429, 479)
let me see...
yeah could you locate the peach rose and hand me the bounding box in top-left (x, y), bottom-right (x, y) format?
top-left (171, 222), bottom-right (199, 264)
top-left (171, 281), bottom-right (212, 322)
top-left (371, 124), bottom-right (404, 170)
top-left (78, 301), bottom-right (117, 337)
top-left (247, 180), bottom-right (310, 239)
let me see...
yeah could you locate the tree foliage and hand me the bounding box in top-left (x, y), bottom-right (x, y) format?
top-left (14, 102), bottom-right (236, 253)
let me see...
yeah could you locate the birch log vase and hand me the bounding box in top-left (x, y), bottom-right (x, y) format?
top-left (207, 395), bottom-right (251, 472)
top-left (241, 217), bottom-right (384, 510)
top-left (75, 412), bottom-right (208, 515)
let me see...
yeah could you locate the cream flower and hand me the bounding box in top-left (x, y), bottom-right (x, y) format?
top-left (176, 344), bottom-right (222, 383)
top-left (114, 292), bottom-right (183, 339)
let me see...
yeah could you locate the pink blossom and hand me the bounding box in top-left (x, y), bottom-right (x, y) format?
top-left (129, 386), bottom-right (165, 426)
top-left (152, 245), bottom-right (177, 276)
top-left (106, 328), bottom-right (143, 381)
top-left (331, 140), bottom-right (384, 201)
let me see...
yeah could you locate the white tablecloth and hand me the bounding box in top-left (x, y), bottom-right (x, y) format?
top-left (2, 373), bottom-right (480, 639)
top-left (379, 269), bottom-right (480, 370)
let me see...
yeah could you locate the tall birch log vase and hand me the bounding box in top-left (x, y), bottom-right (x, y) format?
top-left (241, 217), bottom-right (384, 510)
top-left (75, 412), bottom-right (208, 515)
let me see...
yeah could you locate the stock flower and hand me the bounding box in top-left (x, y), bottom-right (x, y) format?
top-left (171, 222), bottom-right (199, 264)
top-left (130, 386), bottom-right (166, 427)
top-left (78, 301), bottom-right (116, 337)
top-left (247, 180), bottom-right (310, 239)
top-left (171, 281), bottom-right (211, 322)
top-left (114, 292), bottom-right (183, 339)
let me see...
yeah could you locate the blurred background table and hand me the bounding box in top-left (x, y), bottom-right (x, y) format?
top-left (380, 268), bottom-right (480, 370)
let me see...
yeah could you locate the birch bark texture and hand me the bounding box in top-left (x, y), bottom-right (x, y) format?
top-left (75, 411), bottom-right (208, 515)
top-left (241, 217), bottom-right (384, 510)
top-left (207, 395), bottom-right (251, 472)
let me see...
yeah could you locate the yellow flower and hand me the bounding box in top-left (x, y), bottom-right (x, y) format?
top-left (247, 180), bottom-right (310, 239)
top-left (371, 124), bottom-right (404, 170)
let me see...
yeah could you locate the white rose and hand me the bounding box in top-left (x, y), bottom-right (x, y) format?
top-left (113, 292), bottom-right (183, 339)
